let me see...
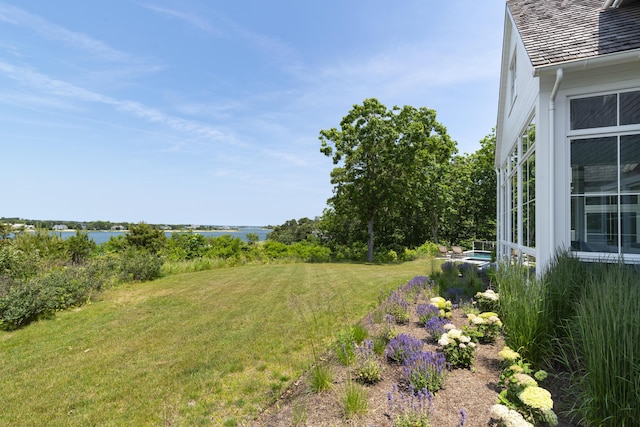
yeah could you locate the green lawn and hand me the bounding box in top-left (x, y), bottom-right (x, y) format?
top-left (0, 260), bottom-right (435, 426)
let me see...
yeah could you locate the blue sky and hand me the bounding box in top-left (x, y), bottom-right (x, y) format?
top-left (0, 1), bottom-right (505, 226)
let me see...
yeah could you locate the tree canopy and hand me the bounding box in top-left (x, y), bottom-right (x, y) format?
top-left (319, 98), bottom-right (457, 261)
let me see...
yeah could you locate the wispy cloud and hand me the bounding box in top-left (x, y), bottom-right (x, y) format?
top-left (0, 61), bottom-right (238, 146)
top-left (140, 3), bottom-right (220, 35)
top-left (0, 3), bottom-right (139, 63)
top-left (262, 149), bottom-right (310, 168)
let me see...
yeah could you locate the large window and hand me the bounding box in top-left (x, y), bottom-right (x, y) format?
top-left (570, 90), bottom-right (640, 255)
top-left (498, 119), bottom-right (536, 261)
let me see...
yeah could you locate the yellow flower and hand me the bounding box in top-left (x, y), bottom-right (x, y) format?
top-left (518, 386), bottom-right (553, 411)
top-left (498, 346), bottom-right (520, 362)
top-left (509, 364), bottom-right (524, 373)
top-left (512, 373), bottom-right (537, 387)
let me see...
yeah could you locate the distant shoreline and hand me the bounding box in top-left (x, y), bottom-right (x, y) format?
top-left (52, 228), bottom-right (253, 233)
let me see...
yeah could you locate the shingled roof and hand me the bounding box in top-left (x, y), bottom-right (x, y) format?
top-left (507, 0), bottom-right (640, 68)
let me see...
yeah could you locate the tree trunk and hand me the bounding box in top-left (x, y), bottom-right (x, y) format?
top-left (367, 215), bottom-right (374, 262)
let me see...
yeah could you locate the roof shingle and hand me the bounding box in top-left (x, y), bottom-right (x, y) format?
top-left (507, 0), bottom-right (640, 67)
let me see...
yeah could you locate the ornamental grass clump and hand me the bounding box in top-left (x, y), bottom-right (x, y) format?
top-left (467, 312), bottom-right (503, 344)
top-left (387, 383), bottom-right (433, 427)
top-left (353, 339), bottom-right (383, 385)
top-left (438, 327), bottom-right (476, 368)
top-left (402, 350), bottom-right (448, 393)
top-left (384, 333), bottom-right (424, 364)
top-left (416, 303), bottom-right (440, 326)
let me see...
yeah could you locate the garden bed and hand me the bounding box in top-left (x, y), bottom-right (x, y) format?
top-left (253, 306), bottom-right (507, 426)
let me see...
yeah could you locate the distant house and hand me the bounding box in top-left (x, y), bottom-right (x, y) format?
top-left (495, 0), bottom-right (640, 273)
top-left (53, 224), bottom-right (68, 231)
top-left (110, 225), bottom-right (126, 231)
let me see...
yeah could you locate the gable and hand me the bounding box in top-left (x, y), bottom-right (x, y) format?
top-left (507, 0), bottom-right (640, 68)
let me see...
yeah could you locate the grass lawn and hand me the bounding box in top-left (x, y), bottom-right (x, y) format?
top-left (0, 260), bottom-right (436, 426)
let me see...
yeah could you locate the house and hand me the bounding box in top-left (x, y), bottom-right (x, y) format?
top-left (495, 0), bottom-right (640, 273)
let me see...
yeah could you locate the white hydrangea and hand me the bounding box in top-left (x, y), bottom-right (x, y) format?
top-left (490, 404), bottom-right (534, 427)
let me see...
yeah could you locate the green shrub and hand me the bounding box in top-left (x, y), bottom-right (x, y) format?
top-left (416, 241), bottom-right (440, 257)
top-left (261, 241), bottom-right (290, 260)
top-left (119, 249), bottom-right (163, 282)
top-left (0, 244), bottom-right (41, 280)
top-left (0, 281), bottom-right (49, 330)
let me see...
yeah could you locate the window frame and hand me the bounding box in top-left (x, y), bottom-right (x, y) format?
top-left (568, 89), bottom-right (640, 260)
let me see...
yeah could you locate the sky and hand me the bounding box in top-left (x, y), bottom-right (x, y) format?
top-left (0, 1), bottom-right (506, 226)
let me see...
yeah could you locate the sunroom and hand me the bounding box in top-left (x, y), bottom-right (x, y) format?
top-left (495, 0), bottom-right (640, 273)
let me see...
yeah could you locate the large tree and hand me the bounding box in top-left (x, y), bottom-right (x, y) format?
top-left (319, 98), bottom-right (456, 261)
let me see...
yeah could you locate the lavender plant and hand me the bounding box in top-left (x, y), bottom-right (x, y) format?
top-left (387, 383), bottom-right (433, 427)
top-left (385, 289), bottom-right (410, 324)
top-left (353, 339), bottom-right (383, 385)
top-left (424, 317), bottom-right (452, 342)
top-left (416, 303), bottom-right (440, 326)
top-left (384, 333), bottom-right (424, 364)
top-left (402, 350), bottom-right (448, 393)
top-left (401, 275), bottom-right (434, 301)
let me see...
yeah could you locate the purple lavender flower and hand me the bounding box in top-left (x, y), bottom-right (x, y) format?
top-left (458, 408), bottom-right (467, 426)
top-left (402, 350), bottom-right (448, 393)
top-left (384, 333), bottom-right (423, 363)
top-left (416, 303), bottom-right (440, 326)
top-left (424, 316), bottom-right (450, 341)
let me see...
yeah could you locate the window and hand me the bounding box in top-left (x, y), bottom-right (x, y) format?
top-left (509, 51), bottom-right (517, 106)
top-left (498, 118), bottom-right (536, 261)
top-left (570, 90), bottom-right (640, 255)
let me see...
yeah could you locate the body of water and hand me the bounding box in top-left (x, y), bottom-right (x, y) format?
top-left (53, 227), bottom-right (271, 245)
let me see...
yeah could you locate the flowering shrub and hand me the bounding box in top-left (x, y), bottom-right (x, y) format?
top-left (424, 317), bottom-right (452, 342)
top-left (497, 346), bottom-right (558, 426)
top-left (498, 346), bottom-right (521, 364)
top-left (429, 296), bottom-right (452, 318)
top-left (490, 404), bottom-right (534, 427)
top-left (402, 350), bottom-right (448, 393)
top-left (387, 383), bottom-right (433, 427)
top-left (467, 312), bottom-right (503, 343)
top-left (385, 333), bottom-right (424, 364)
top-left (416, 303), bottom-right (440, 326)
top-left (475, 289), bottom-right (499, 312)
top-left (438, 327), bottom-right (476, 368)
top-left (353, 339), bottom-right (383, 385)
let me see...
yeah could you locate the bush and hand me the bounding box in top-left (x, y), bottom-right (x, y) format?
top-left (0, 261), bottom-right (112, 330)
top-left (0, 244), bottom-right (41, 281)
top-left (119, 249), bottom-right (163, 282)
